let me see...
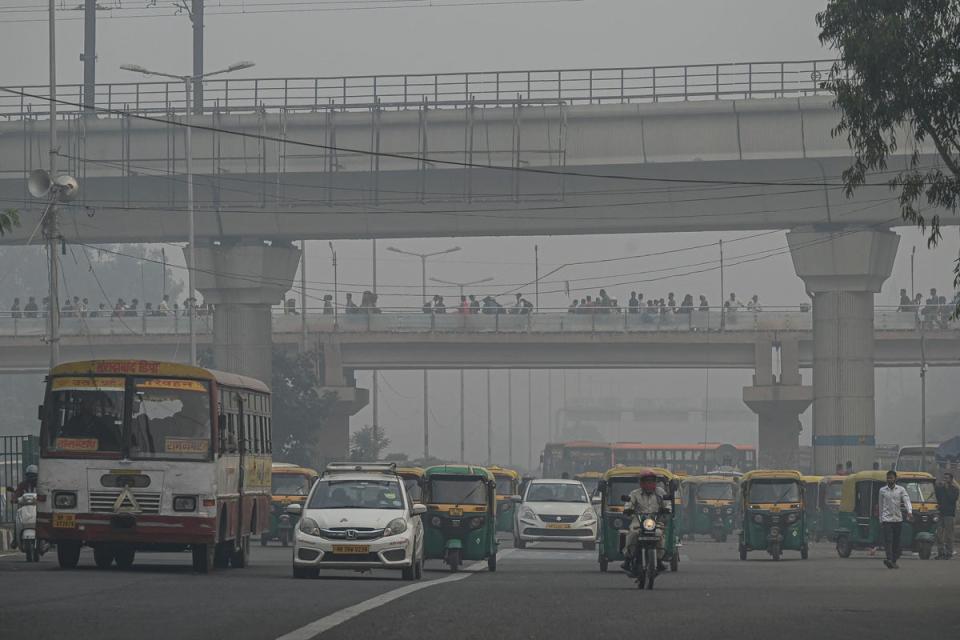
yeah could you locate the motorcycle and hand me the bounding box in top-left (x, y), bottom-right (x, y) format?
top-left (15, 493), bottom-right (45, 562)
top-left (622, 505), bottom-right (663, 590)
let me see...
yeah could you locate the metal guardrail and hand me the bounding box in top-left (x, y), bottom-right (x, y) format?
top-left (0, 306), bottom-right (955, 337)
top-left (0, 59), bottom-right (841, 119)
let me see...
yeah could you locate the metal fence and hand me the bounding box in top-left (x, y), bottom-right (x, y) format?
top-left (0, 59), bottom-right (841, 119)
top-left (1, 435), bottom-right (38, 525)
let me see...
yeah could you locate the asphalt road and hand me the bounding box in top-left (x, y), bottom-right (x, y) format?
top-left (2, 537), bottom-right (958, 640)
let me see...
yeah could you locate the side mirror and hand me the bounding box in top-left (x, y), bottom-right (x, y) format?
top-left (411, 503), bottom-right (427, 516)
top-left (510, 495), bottom-right (522, 503)
top-left (285, 503), bottom-right (303, 516)
top-left (620, 494), bottom-right (630, 502)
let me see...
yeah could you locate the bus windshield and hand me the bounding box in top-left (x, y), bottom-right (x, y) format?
top-left (748, 481), bottom-right (800, 503)
top-left (130, 378), bottom-right (211, 460)
top-left (45, 377), bottom-right (125, 454)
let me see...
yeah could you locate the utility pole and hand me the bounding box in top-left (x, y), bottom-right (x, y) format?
top-left (507, 370), bottom-right (514, 466)
top-left (719, 239), bottom-right (725, 331)
top-left (920, 332), bottom-right (928, 473)
top-left (459, 370), bottom-right (465, 463)
top-left (547, 370), bottom-right (553, 442)
top-left (82, 0), bottom-right (96, 116)
top-left (371, 239), bottom-right (379, 448)
top-left (527, 369), bottom-right (533, 471)
top-left (534, 244), bottom-right (540, 311)
top-left (299, 240), bottom-right (307, 351)
top-left (47, 0), bottom-right (60, 368)
top-left (192, 0), bottom-right (204, 113)
top-left (486, 369), bottom-right (492, 465)
top-left (910, 246), bottom-right (916, 300)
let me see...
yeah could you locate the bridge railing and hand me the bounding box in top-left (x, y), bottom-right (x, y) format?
top-left (0, 59), bottom-right (841, 119)
top-left (0, 305), bottom-right (954, 338)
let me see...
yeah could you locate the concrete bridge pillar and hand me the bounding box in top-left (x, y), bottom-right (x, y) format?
top-left (787, 227), bottom-right (899, 474)
top-left (317, 337), bottom-right (369, 464)
top-left (190, 241), bottom-right (301, 386)
top-left (743, 339), bottom-right (812, 469)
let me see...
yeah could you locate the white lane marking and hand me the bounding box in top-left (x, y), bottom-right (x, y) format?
top-left (275, 549), bottom-right (516, 640)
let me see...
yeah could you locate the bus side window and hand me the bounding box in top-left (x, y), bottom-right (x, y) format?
top-left (227, 414), bottom-right (239, 453)
top-left (266, 418), bottom-right (272, 454)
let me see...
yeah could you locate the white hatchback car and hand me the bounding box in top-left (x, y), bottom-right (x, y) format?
top-left (290, 463), bottom-right (426, 579)
top-left (514, 479), bottom-right (598, 549)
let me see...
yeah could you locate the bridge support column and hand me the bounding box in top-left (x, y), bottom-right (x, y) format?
top-left (190, 241), bottom-right (301, 386)
top-left (787, 227), bottom-right (899, 474)
top-left (316, 338), bottom-right (369, 464)
top-left (744, 339), bottom-right (812, 469)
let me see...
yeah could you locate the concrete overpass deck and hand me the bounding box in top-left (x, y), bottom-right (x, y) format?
top-left (1, 308), bottom-right (956, 373)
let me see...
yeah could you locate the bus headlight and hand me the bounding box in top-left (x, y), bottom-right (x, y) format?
top-left (173, 496), bottom-right (197, 512)
top-left (53, 491), bottom-right (77, 509)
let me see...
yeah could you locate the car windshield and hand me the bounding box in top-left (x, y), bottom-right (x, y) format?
top-left (748, 480), bottom-right (800, 503)
top-left (428, 478), bottom-right (488, 505)
top-left (526, 482), bottom-right (588, 503)
top-left (272, 474), bottom-right (311, 496)
top-left (308, 479), bottom-right (404, 510)
top-left (899, 479), bottom-right (937, 503)
top-left (45, 377), bottom-right (125, 454)
top-left (130, 378), bottom-right (212, 460)
top-left (495, 477), bottom-right (515, 497)
top-left (698, 483), bottom-right (735, 500)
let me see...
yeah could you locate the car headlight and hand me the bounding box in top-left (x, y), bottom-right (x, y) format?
top-left (641, 518), bottom-right (657, 532)
top-left (580, 508), bottom-right (596, 521)
top-left (299, 516), bottom-right (322, 537)
top-left (932, 514), bottom-right (940, 523)
top-left (753, 514), bottom-right (763, 524)
top-left (53, 491), bottom-right (77, 509)
top-left (520, 507), bottom-right (537, 520)
top-left (173, 495), bottom-right (197, 512)
top-left (385, 517), bottom-right (408, 536)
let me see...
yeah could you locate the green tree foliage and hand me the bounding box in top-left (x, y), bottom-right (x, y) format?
top-left (349, 425), bottom-right (391, 462)
top-left (0, 208), bottom-right (19, 237)
top-left (272, 349), bottom-right (335, 468)
top-left (816, 0), bottom-right (960, 299)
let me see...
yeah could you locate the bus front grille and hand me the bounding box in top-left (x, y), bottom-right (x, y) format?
top-left (89, 490), bottom-right (162, 514)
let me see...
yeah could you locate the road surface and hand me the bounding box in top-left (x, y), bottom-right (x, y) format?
top-left (1, 537), bottom-right (957, 639)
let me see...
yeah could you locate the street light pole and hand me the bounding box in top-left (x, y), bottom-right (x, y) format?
top-left (430, 274), bottom-right (494, 463)
top-left (487, 369), bottom-right (492, 465)
top-left (387, 245), bottom-right (461, 460)
top-left (47, 0), bottom-right (59, 368)
top-left (121, 60), bottom-right (255, 367)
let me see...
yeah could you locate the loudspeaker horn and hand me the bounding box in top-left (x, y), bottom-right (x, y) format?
top-left (55, 175), bottom-right (80, 201)
top-left (28, 168), bottom-right (52, 198)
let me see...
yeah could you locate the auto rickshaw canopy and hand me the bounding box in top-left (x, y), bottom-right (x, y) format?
top-left (837, 470), bottom-right (936, 512)
top-left (424, 464), bottom-right (496, 482)
top-left (486, 465), bottom-right (522, 481)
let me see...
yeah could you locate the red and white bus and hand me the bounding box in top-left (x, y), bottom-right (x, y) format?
top-left (612, 442), bottom-right (756, 474)
top-left (36, 360), bottom-right (271, 573)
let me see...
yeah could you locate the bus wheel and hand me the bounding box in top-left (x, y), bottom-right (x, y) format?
top-left (114, 546), bottom-right (136, 570)
top-left (230, 536), bottom-right (250, 568)
top-left (192, 544), bottom-right (216, 574)
top-left (93, 546), bottom-right (115, 569)
top-left (57, 541), bottom-right (81, 569)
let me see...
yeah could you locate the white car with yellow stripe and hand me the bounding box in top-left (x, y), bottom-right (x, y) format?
top-left (514, 479), bottom-right (598, 549)
top-left (290, 463), bottom-right (426, 579)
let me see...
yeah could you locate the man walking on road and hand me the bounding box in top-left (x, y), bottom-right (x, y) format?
top-left (879, 470), bottom-right (913, 569)
top-left (935, 472), bottom-right (958, 559)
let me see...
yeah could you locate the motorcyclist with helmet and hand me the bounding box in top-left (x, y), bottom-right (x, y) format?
top-left (9, 464), bottom-right (38, 549)
top-left (621, 470), bottom-right (669, 574)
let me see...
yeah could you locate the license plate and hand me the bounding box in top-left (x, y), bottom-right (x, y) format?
top-left (331, 544), bottom-right (369, 554)
top-left (53, 513), bottom-right (76, 528)
top-left (546, 523), bottom-right (571, 529)
top-left (449, 508), bottom-right (464, 517)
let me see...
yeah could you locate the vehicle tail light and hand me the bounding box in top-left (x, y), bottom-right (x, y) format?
top-left (202, 499), bottom-right (216, 507)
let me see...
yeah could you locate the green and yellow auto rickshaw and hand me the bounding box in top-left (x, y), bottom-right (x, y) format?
top-left (834, 470), bottom-right (939, 559)
top-left (263, 463), bottom-right (319, 546)
top-left (680, 475), bottom-right (737, 542)
top-left (597, 466), bottom-right (681, 573)
top-left (738, 470), bottom-right (807, 561)
top-left (575, 471), bottom-right (604, 500)
top-left (423, 465), bottom-right (500, 572)
top-left (801, 475), bottom-right (823, 543)
top-left (817, 475), bottom-right (845, 542)
top-left (397, 467), bottom-right (426, 504)
top-left (487, 466), bottom-right (522, 533)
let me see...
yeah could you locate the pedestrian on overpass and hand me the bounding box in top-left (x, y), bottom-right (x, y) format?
top-left (935, 472), bottom-right (958, 559)
top-left (879, 470), bottom-right (913, 569)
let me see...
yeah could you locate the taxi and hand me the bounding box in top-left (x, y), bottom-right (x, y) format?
top-left (290, 463), bottom-right (426, 580)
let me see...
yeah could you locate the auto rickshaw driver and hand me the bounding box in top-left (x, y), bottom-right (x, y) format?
top-left (621, 471), bottom-right (668, 574)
